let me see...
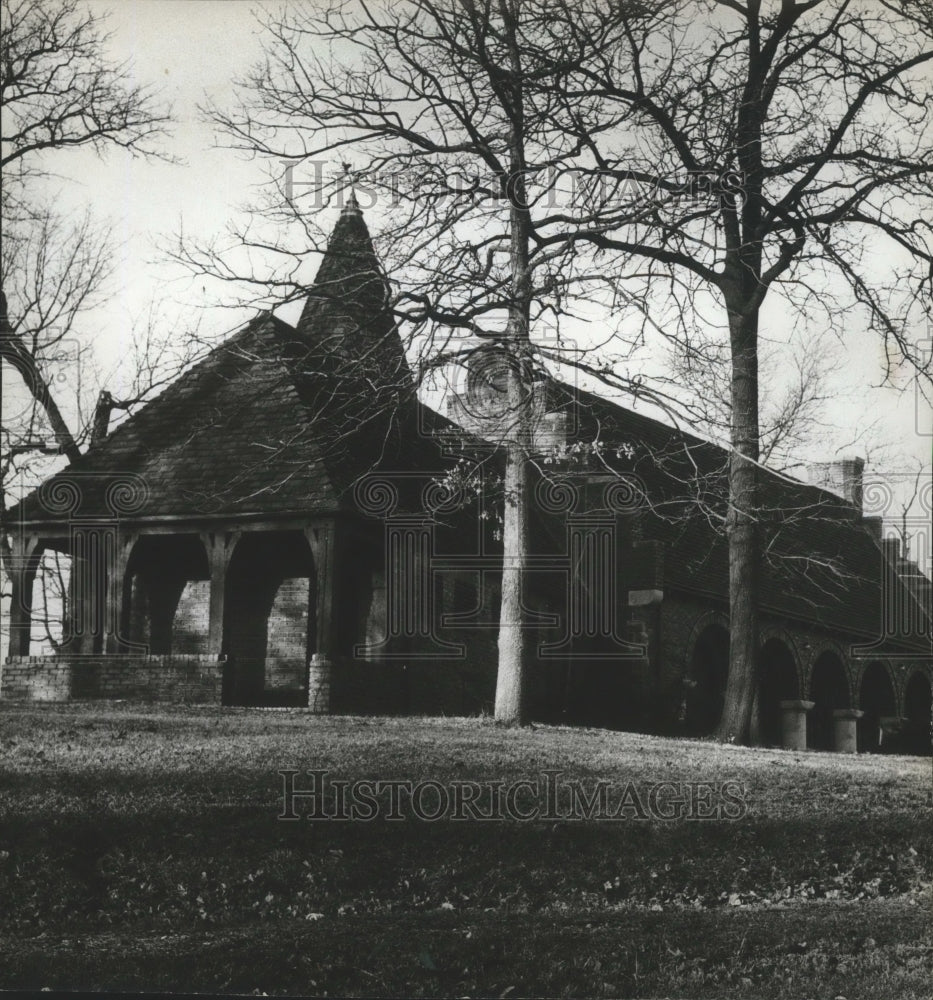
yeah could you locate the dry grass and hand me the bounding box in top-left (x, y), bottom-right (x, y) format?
top-left (1, 703), bottom-right (931, 997)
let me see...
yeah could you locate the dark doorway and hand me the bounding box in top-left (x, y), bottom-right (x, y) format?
top-left (684, 624), bottom-right (730, 736)
top-left (809, 651), bottom-right (849, 751)
top-left (224, 531), bottom-right (314, 705)
top-left (858, 661), bottom-right (897, 753)
top-left (758, 639), bottom-right (799, 746)
top-left (904, 672), bottom-right (932, 756)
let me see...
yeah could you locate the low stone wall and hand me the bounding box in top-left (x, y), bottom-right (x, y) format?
top-left (0, 655), bottom-right (224, 704)
top-left (264, 657), bottom-right (306, 694)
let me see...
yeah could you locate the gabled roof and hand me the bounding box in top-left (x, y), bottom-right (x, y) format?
top-left (9, 198), bottom-right (453, 526)
top-left (545, 381), bottom-right (930, 651)
top-left (9, 310), bottom-right (465, 526)
top-left (11, 315), bottom-right (335, 522)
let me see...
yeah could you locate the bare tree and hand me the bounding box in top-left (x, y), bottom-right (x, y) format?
top-left (1, 207), bottom-right (110, 460)
top-left (179, 0), bottom-right (670, 724)
top-left (527, 0), bottom-right (933, 740)
top-left (1, 0), bottom-right (175, 654)
top-left (182, 0), bottom-right (932, 738)
top-left (1, 0), bottom-right (171, 190)
top-left (1, 0), bottom-right (172, 435)
top-left (664, 329), bottom-right (844, 475)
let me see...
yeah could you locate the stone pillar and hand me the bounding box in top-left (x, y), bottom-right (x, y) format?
top-left (304, 521), bottom-right (338, 713)
top-left (7, 534), bottom-right (41, 657)
top-left (67, 523), bottom-right (117, 655)
top-left (200, 530), bottom-right (241, 657)
top-left (105, 533), bottom-right (140, 653)
top-left (833, 708), bottom-right (864, 753)
top-left (780, 699), bottom-right (813, 751)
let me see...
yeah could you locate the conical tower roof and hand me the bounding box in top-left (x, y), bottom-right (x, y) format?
top-left (297, 190), bottom-right (391, 334)
top-left (283, 194), bottom-right (414, 484)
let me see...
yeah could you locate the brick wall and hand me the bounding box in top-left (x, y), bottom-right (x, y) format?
top-left (172, 580), bottom-right (211, 653)
top-left (265, 658), bottom-right (306, 695)
top-left (226, 574), bottom-right (276, 663)
top-left (223, 573), bottom-right (310, 703)
top-left (0, 655), bottom-right (223, 703)
top-left (266, 578), bottom-right (310, 660)
top-left (655, 589), bottom-right (933, 743)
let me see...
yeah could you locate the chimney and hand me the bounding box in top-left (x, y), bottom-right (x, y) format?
top-left (91, 390), bottom-right (114, 445)
top-left (807, 455), bottom-right (864, 513)
top-left (882, 535), bottom-right (900, 565)
top-left (840, 456), bottom-right (864, 511)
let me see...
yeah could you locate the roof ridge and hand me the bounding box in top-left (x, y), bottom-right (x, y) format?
top-left (558, 377), bottom-right (862, 517)
top-left (76, 313), bottom-right (287, 465)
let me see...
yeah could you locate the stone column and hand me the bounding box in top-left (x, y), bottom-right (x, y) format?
top-left (833, 708), bottom-right (864, 753)
top-left (304, 521), bottom-right (338, 713)
top-left (105, 532), bottom-right (140, 653)
top-left (199, 530), bottom-right (241, 658)
top-left (780, 699), bottom-right (814, 751)
top-left (67, 523), bottom-right (117, 655)
top-left (7, 533), bottom-right (41, 657)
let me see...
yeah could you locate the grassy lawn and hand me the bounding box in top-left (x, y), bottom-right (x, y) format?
top-left (1, 703), bottom-right (931, 997)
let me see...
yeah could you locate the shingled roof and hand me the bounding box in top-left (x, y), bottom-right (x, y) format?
top-left (9, 199), bottom-right (441, 526)
top-left (9, 198), bottom-right (929, 652)
top-left (545, 382), bottom-right (930, 651)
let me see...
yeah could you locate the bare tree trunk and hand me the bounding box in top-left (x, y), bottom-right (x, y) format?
top-left (493, 234), bottom-right (533, 725)
top-left (495, 430), bottom-right (530, 722)
top-left (492, 2), bottom-right (533, 724)
top-left (0, 292), bottom-right (82, 464)
top-left (718, 302), bottom-right (760, 742)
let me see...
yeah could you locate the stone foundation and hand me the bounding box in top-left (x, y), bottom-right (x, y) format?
top-left (832, 708), bottom-right (864, 754)
top-left (1, 655), bottom-right (224, 703)
top-left (307, 655), bottom-right (332, 713)
top-left (780, 699), bottom-right (813, 751)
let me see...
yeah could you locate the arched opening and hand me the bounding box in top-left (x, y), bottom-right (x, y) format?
top-left (225, 531), bottom-right (314, 705)
top-left (809, 651), bottom-right (850, 750)
top-left (684, 623), bottom-right (729, 736)
top-left (904, 672), bottom-right (932, 756)
top-left (858, 661), bottom-right (897, 753)
top-left (758, 638), bottom-right (799, 746)
top-left (126, 535), bottom-right (209, 654)
top-left (30, 548), bottom-right (70, 654)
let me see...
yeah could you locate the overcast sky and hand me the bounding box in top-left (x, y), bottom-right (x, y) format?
top-left (18, 0), bottom-right (932, 559)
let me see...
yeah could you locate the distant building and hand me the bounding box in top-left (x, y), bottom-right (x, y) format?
top-left (4, 199), bottom-right (931, 754)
